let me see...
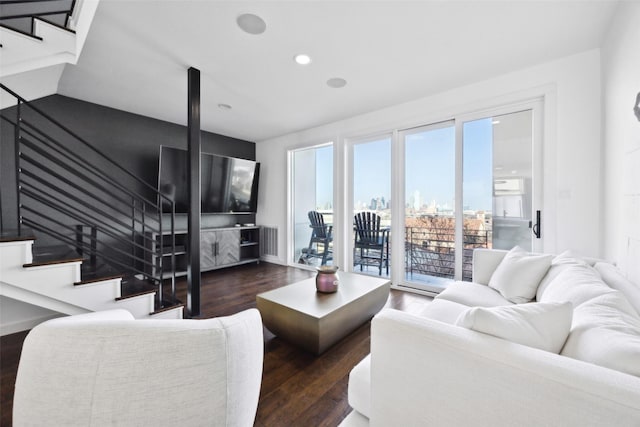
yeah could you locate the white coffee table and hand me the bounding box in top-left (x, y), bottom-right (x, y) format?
top-left (256, 271), bottom-right (390, 355)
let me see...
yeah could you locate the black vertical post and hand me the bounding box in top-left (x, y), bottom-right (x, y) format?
top-left (187, 67), bottom-right (201, 317)
top-left (75, 225), bottom-right (84, 257)
top-left (90, 225), bottom-right (97, 267)
top-left (15, 101), bottom-right (21, 234)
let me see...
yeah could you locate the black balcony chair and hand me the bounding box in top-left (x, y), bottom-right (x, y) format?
top-left (353, 212), bottom-right (389, 276)
top-left (300, 211), bottom-right (333, 265)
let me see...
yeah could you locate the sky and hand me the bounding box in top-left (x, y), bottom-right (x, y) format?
top-left (314, 118), bottom-right (495, 212)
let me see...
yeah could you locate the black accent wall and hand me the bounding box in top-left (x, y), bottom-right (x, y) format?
top-left (0, 94), bottom-right (256, 245)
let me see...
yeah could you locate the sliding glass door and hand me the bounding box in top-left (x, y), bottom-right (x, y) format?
top-left (350, 135), bottom-right (392, 278)
top-left (400, 103), bottom-right (541, 291)
top-left (462, 109), bottom-right (538, 265)
top-left (290, 144), bottom-right (334, 267)
top-left (287, 101), bottom-right (542, 293)
top-left (402, 122), bottom-right (456, 292)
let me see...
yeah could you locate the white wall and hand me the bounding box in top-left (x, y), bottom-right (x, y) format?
top-left (0, 295), bottom-right (62, 336)
top-left (602, 1), bottom-right (640, 284)
top-left (0, 64), bottom-right (65, 108)
top-left (257, 49), bottom-right (603, 269)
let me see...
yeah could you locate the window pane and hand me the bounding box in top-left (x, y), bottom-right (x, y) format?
top-left (404, 124), bottom-right (456, 290)
top-left (462, 110), bottom-right (534, 280)
top-left (292, 144), bottom-right (333, 266)
top-left (353, 137), bottom-right (391, 278)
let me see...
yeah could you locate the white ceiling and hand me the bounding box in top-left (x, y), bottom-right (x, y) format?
top-left (57, 0), bottom-right (619, 142)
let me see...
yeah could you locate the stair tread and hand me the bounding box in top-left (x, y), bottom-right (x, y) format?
top-left (80, 262), bottom-right (119, 281)
top-left (24, 244), bottom-right (82, 267)
top-left (151, 300), bottom-right (185, 316)
top-left (24, 257), bottom-right (84, 267)
top-left (117, 277), bottom-right (157, 300)
top-left (74, 274), bottom-right (123, 286)
top-left (0, 229), bottom-right (36, 243)
top-left (22, 255), bottom-right (84, 268)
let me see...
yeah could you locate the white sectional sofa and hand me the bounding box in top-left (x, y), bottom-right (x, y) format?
top-left (341, 248), bottom-right (640, 427)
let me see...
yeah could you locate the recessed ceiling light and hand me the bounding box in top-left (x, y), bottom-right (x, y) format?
top-left (327, 77), bottom-right (347, 88)
top-left (236, 13), bottom-right (266, 35)
top-left (492, 120), bottom-right (501, 125)
top-left (294, 54), bottom-right (312, 65)
top-left (218, 103), bottom-right (232, 110)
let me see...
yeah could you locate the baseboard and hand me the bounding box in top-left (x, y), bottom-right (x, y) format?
top-left (0, 312), bottom-right (65, 336)
top-left (260, 255), bottom-right (287, 266)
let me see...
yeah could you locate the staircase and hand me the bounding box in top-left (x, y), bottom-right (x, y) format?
top-left (0, 82), bottom-right (184, 320)
top-left (0, 0), bottom-right (99, 78)
top-left (0, 1), bottom-right (185, 323)
top-left (1, 233), bottom-right (182, 319)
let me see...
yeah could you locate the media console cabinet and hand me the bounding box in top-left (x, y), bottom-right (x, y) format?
top-left (146, 226), bottom-right (260, 279)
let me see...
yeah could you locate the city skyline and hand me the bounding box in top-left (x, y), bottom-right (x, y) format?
top-left (315, 118), bottom-right (495, 213)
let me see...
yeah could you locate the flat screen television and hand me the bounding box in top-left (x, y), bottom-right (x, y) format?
top-left (158, 146), bottom-right (260, 213)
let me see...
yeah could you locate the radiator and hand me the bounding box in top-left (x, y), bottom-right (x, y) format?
top-left (260, 226), bottom-right (278, 257)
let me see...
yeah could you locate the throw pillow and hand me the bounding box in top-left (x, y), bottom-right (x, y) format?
top-left (455, 301), bottom-right (573, 353)
top-left (488, 246), bottom-right (553, 303)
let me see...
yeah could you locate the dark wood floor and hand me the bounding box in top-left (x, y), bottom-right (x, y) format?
top-left (0, 262), bottom-right (431, 427)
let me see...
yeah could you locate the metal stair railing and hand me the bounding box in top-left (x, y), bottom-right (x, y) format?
top-left (0, 83), bottom-right (178, 308)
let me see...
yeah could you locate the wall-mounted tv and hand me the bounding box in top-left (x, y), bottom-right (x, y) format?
top-left (158, 146), bottom-right (260, 214)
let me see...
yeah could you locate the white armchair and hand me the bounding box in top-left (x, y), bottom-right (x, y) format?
top-left (13, 308), bottom-right (264, 427)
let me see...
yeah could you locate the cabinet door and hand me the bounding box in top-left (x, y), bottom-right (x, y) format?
top-left (201, 230), bottom-right (218, 270)
top-left (215, 229), bottom-right (240, 266)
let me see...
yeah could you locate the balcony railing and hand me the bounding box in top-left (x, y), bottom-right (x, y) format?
top-left (405, 226), bottom-right (491, 282)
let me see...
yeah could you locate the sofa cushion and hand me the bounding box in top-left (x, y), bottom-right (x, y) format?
top-left (455, 302), bottom-right (573, 353)
top-left (417, 299), bottom-right (470, 325)
top-left (436, 281), bottom-right (513, 307)
top-left (538, 263), bottom-right (614, 307)
top-left (347, 355), bottom-right (371, 419)
top-left (561, 292), bottom-right (640, 377)
top-left (536, 255), bottom-right (589, 301)
top-left (594, 262), bottom-right (640, 317)
top-left (554, 249), bottom-right (610, 267)
top-left (488, 246), bottom-right (553, 303)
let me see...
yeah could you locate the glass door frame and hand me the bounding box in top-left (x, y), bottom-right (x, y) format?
top-left (396, 120), bottom-right (456, 293)
top-left (288, 99), bottom-right (544, 286)
top-left (287, 141), bottom-right (335, 270)
top-left (393, 98), bottom-right (544, 290)
top-left (344, 132), bottom-right (394, 277)
top-left (455, 98), bottom-right (544, 278)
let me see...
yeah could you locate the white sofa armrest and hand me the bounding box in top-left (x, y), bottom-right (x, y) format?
top-left (370, 309), bottom-right (640, 427)
top-left (472, 248), bottom-right (508, 285)
top-left (14, 308), bottom-right (263, 427)
top-left (44, 308), bottom-right (136, 323)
